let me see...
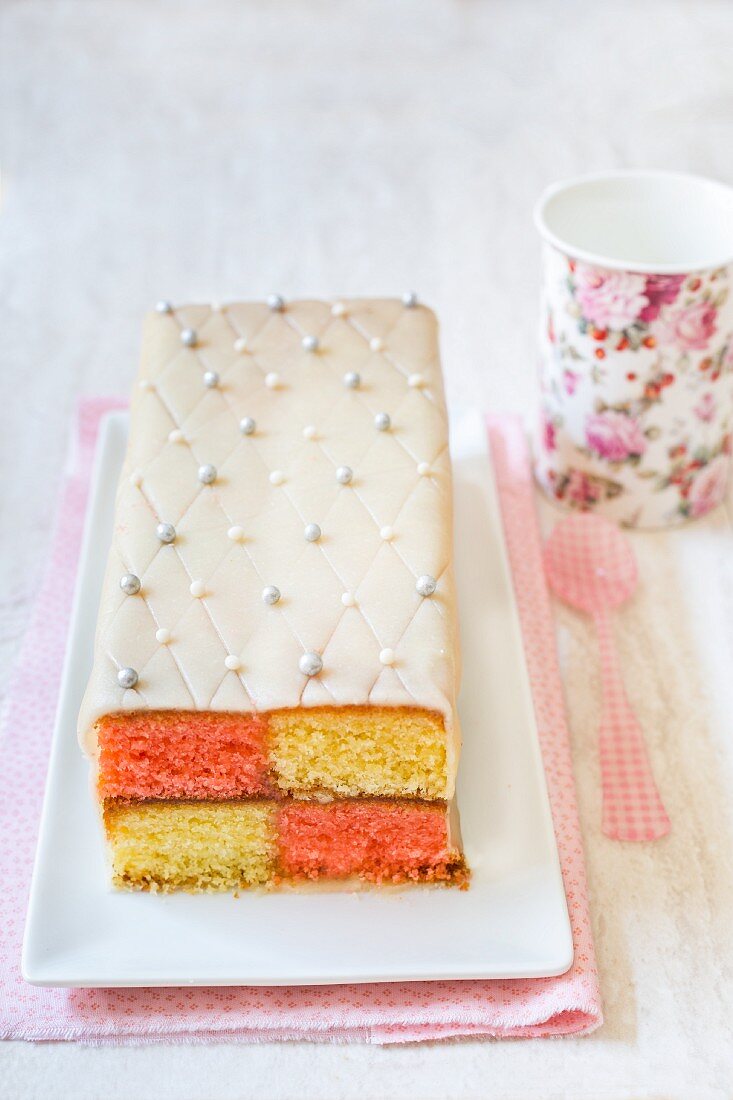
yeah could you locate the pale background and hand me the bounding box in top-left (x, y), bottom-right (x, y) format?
top-left (2, 1), bottom-right (733, 1097)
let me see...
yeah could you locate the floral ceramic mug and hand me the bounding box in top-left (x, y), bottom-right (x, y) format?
top-left (533, 171), bottom-right (733, 527)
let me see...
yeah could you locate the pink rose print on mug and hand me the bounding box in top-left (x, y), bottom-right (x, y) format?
top-left (694, 392), bottom-right (716, 423)
top-left (549, 466), bottom-right (623, 511)
top-left (689, 455), bottom-right (729, 517)
top-left (585, 410), bottom-right (647, 464)
top-left (566, 262), bottom-right (670, 356)
top-left (659, 437), bottom-right (731, 520)
top-left (654, 299), bottom-right (718, 351)
top-left (563, 369), bottom-right (579, 395)
top-left (638, 275), bottom-right (684, 323)
top-left (542, 410), bottom-right (557, 452)
top-left (565, 469), bottom-right (600, 508)
top-left (651, 299), bottom-right (717, 349)
top-left (574, 265), bottom-right (649, 331)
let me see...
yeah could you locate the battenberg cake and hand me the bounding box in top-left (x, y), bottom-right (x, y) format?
top-left (78, 295), bottom-right (467, 890)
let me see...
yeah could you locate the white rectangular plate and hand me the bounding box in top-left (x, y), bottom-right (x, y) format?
top-left (22, 409), bottom-right (572, 987)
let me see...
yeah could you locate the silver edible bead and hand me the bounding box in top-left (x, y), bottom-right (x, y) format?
top-left (117, 667), bottom-right (138, 689)
top-left (262, 585), bottom-right (281, 605)
top-left (336, 465), bottom-right (353, 485)
top-left (402, 291), bottom-right (418, 308)
top-left (155, 300), bottom-right (173, 314)
top-left (203, 370), bottom-right (219, 388)
top-left (198, 463), bottom-right (217, 485)
top-left (240, 416), bottom-right (256, 435)
top-left (374, 412), bottom-right (391, 431)
top-left (304, 522), bottom-right (321, 542)
top-left (119, 573), bottom-right (141, 596)
top-left (299, 651), bottom-right (323, 677)
top-left (343, 371), bottom-right (361, 389)
top-left (416, 574), bottom-right (437, 597)
top-left (156, 522), bottom-right (176, 543)
top-left (180, 328), bottom-right (198, 347)
top-left (267, 293), bottom-right (285, 311)
top-left (302, 334), bottom-right (319, 353)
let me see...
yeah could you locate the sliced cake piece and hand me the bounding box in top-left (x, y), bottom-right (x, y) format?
top-left (104, 797), bottom-right (465, 891)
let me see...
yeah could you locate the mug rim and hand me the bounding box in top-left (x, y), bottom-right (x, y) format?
top-left (534, 169), bottom-right (733, 275)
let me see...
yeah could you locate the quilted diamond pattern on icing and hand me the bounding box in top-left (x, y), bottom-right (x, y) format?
top-left (78, 298), bottom-right (461, 783)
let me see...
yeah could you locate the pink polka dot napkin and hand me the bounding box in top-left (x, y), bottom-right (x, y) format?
top-left (0, 401), bottom-right (601, 1043)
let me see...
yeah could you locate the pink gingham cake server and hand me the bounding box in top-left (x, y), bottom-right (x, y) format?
top-left (544, 513), bottom-right (670, 841)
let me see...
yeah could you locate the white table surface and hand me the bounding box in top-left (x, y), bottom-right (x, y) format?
top-left (2, 1), bottom-right (733, 1097)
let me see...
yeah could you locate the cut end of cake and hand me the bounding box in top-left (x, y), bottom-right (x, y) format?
top-left (103, 799), bottom-right (275, 891)
top-left (96, 706), bottom-right (450, 803)
top-left (277, 799), bottom-right (467, 885)
top-left (269, 706), bottom-right (449, 800)
top-left (97, 711), bottom-right (272, 801)
top-left (103, 797), bottom-right (467, 892)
